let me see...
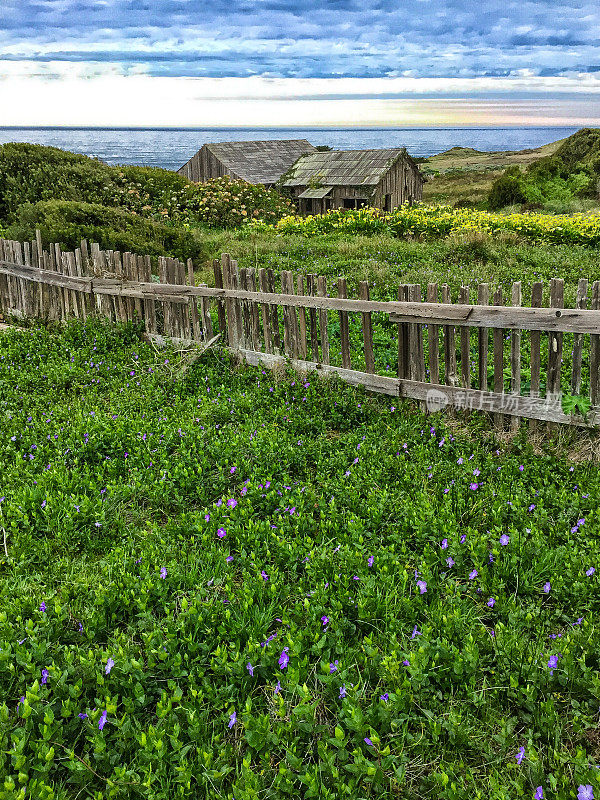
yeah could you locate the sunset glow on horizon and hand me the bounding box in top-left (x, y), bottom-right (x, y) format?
top-left (1, 0), bottom-right (599, 127)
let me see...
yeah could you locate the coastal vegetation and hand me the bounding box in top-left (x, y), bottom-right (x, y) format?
top-left (0, 320), bottom-right (599, 799)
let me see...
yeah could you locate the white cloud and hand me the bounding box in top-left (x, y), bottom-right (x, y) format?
top-left (0, 67), bottom-right (599, 125)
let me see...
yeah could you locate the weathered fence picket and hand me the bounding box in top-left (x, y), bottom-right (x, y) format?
top-left (2, 234), bottom-right (600, 430)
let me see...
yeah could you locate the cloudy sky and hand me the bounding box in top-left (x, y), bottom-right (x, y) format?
top-left (1, 0), bottom-right (599, 126)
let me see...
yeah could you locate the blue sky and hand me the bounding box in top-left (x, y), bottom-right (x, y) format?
top-left (1, 0), bottom-right (599, 125)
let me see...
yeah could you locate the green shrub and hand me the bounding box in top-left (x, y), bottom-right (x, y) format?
top-left (7, 199), bottom-right (203, 262)
top-left (488, 167), bottom-right (527, 209)
top-left (0, 143), bottom-right (294, 231)
top-left (488, 128), bottom-right (600, 210)
top-left (181, 175), bottom-right (294, 228)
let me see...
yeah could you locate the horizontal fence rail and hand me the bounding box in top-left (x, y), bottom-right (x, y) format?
top-left (1, 233), bottom-right (600, 430)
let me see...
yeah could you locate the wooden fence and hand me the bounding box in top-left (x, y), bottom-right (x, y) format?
top-left (1, 233), bottom-right (600, 429)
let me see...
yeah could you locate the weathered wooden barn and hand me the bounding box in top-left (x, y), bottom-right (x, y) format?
top-left (177, 139), bottom-right (317, 186)
top-left (281, 148), bottom-right (424, 214)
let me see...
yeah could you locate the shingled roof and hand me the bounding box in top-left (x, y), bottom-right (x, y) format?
top-left (204, 140), bottom-right (317, 184)
top-left (282, 148), bottom-right (412, 187)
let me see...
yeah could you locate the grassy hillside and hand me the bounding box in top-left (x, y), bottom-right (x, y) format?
top-left (0, 321), bottom-right (599, 800)
top-left (488, 129), bottom-right (600, 211)
top-left (422, 139), bottom-right (566, 206)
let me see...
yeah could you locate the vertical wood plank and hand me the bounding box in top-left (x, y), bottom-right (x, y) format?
top-left (359, 281), bottom-right (375, 374)
top-left (510, 282), bottom-right (522, 431)
top-left (459, 286), bottom-right (470, 388)
top-left (247, 267), bottom-right (261, 351)
top-left (570, 278), bottom-right (588, 396)
top-left (221, 254), bottom-right (238, 349)
top-left (426, 283), bottom-right (439, 384)
top-left (409, 284), bottom-right (425, 382)
top-left (53, 243), bottom-right (67, 321)
top-left (187, 257), bottom-right (202, 341)
top-left (397, 284), bottom-right (409, 379)
top-left (258, 268), bottom-right (273, 354)
top-left (306, 273), bottom-right (319, 362)
top-left (133, 254), bottom-right (144, 322)
top-left (317, 275), bottom-right (330, 365)
top-left (591, 281), bottom-right (600, 407)
top-left (547, 278), bottom-right (564, 409)
top-left (231, 259), bottom-right (244, 348)
top-left (158, 256), bottom-right (170, 335)
top-left (198, 284), bottom-right (214, 342)
top-left (143, 255), bottom-right (157, 333)
top-left (213, 258), bottom-right (228, 336)
top-left (281, 271), bottom-right (292, 357)
top-left (296, 273), bottom-right (308, 360)
top-left (493, 286), bottom-right (504, 427)
top-left (267, 269), bottom-right (282, 354)
top-left (477, 283), bottom-right (489, 391)
top-left (239, 267), bottom-right (251, 348)
top-left (283, 270), bottom-right (300, 358)
top-left (442, 284), bottom-right (457, 386)
top-left (337, 277), bottom-right (351, 369)
top-left (529, 282), bottom-right (543, 433)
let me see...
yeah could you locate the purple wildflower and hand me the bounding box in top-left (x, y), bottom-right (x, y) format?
top-left (274, 681), bottom-right (281, 695)
top-left (98, 710), bottom-right (108, 731)
top-left (516, 745), bottom-right (525, 764)
top-left (261, 570), bottom-right (269, 581)
top-left (460, 534), bottom-right (467, 544)
top-left (446, 556), bottom-right (455, 568)
top-left (278, 647), bottom-right (290, 670)
top-left (416, 580), bottom-right (427, 594)
top-left (487, 597), bottom-right (496, 607)
top-left (543, 582), bottom-right (551, 594)
top-left (469, 569), bottom-right (478, 580)
top-left (441, 539), bottom-right (448, 550)
top-left (246, 663), bottom-right (254, 676)
top-left (339, 685), bottom-right (347, 698)
top-left (469, 483), bottom-right (479, 491)
top-left (227, 499), bottom-right (237, 509)
top-left (411, 625), bottom-right (421, 639)
top-left (230, 466), bottom-right (236, 474)
top-left (39, 602), bottom-right (46, 612)
top-left (78, 712), bottom-right (88, 719)
top-left (160, 567), bottom-right (167, 579)
top-left (105, 657), bottom-right (114, 675)
top-left (329, 660), bottom-right (338, 673)
top-left (367, 556), bottom-right (374, 567)
top-left (500, 534), bottom-right (510, 546)
top-left (364, 737), bottom-right (374, 746)
top-left (578, 786), bottom-right (594, 800)
top-left (321, 616), bottom-right (329, 627)
top-left (402, 659), bottom-right (410, 666)
top-left (228, 711), bottom-right (237, 728)
top-left (534, 788), bottom-right (543, 800)
top-left (41, 669), bottom-right (49, 685)
top-left (380, 692), bottom-right (389, 702)
top-left (547, 655), bottom-right (559, 674)
top-left (586, 567), bottom-right (596, 577)
top-left (217, 528), bottom-right (226, 539)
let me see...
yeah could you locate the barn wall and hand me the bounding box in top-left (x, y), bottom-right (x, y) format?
top-left (177, 146), bottom-right (241, 183)
top-left (372, 156), bottom-right (424, 210)
top-left (290, 158), bottom-right (423, 215)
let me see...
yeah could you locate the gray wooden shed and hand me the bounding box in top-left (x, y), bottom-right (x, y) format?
top-left (177, 139), bottom-right (317, 186)
top-left (281, 148), bottom-right (424, 214)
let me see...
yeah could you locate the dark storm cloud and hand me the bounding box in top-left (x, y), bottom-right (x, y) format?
top-left (1, 0), bottom-right (599, 78)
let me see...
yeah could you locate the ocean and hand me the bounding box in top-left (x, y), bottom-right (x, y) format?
top-left (0, 127), bottom-right (579, 172)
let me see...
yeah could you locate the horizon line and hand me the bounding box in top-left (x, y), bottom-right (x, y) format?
top-left (0, 124), bottom-right (588, 131)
